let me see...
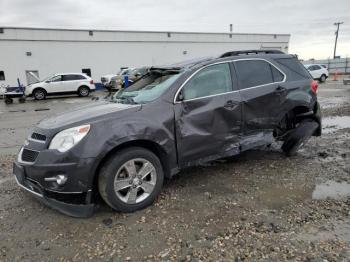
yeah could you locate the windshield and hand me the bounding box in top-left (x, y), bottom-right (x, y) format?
top-left (111, 71), bottom-right (181, 104)
top-left (42, 74), bottom-right (56, 82)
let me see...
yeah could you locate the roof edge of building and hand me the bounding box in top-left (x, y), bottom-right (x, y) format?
top-left (0, 26), bottom-right (291, 37)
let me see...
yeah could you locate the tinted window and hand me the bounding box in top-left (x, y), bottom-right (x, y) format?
top-left (313, 65), bottom-right (321, 70)
top-left (270, 64), bottom-right (284, 82)
top-left (0, 71), bottom-right (4, 81)
top-left (63, 75), bottom-right (86, 81)
top-left (235, 60), bottom-right (274, 89)
top-left (183, 63), bottom-right (232, 100)
top-left (275, 58), bottom-right (310, 80)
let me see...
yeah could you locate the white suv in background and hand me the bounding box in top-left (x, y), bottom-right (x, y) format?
top-left (304, 64), bottom-right (329, 82)
top-left (25, 73), bottom-right (95, 100)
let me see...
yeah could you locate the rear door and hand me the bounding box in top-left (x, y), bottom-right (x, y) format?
top-left (62, 74), bottom-right (86, 92)
top-left (174, 62), bottom-right (242, 166)
top-left (233, 59), bottom-right (286, 133)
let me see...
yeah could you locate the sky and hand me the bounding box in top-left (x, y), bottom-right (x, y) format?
top-left (0, 0), bottom-right (349, 60)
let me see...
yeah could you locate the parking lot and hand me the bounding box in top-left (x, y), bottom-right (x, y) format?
top-left (0, 79), bottom-right (350, 261)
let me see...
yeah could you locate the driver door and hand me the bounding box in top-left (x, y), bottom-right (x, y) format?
top-left (46, 75), bottom-right (63, 93)
top-left (174, 63), bottom-right (242, 166)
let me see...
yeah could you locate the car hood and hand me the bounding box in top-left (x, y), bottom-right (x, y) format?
top-left (37, 101), bottom-right (141, 130)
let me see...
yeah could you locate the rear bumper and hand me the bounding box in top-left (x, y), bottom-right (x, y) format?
top-left (13, 162), bottom-right (95, 218)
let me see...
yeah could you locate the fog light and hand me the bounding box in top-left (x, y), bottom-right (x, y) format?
top-left (45, 175), bottom-right (67, 185)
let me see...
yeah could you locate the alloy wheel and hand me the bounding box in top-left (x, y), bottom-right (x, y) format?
top-left (113, 158), bottom-right (157, 204)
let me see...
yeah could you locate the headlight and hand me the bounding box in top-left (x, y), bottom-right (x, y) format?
top-left (49, 124), bottom-right (90, 152)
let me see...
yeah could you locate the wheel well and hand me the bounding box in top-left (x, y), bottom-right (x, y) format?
top-left (275, 106), bottom-right (313, 138)
top-left (78, 85), bottom-right (90, 90)
top-left (92, 140), bottom-right (170, 193)
top-left (32, 87), bottom-right (46, 94)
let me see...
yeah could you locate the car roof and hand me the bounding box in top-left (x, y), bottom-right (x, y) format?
top-left (54, 73), bottom-right (88, 75)
top-left (154, 50), bottom-right (294, 72)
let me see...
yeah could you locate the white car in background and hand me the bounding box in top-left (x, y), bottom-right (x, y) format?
top-left (26, 73), bottom-right (95, 100)
top-left (101, 68), bottom-right (134, 91)
top-left (304, 64), bottom-right (329, 82)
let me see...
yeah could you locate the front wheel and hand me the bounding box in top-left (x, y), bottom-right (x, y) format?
top-left (33, 88), bottom-right (46, 100)
top-left (98, 147), bottom-right (164, 212)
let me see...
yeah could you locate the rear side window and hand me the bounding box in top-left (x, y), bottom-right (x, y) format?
top-left (183, 63), bottom-right (232, 100)
top-left (235, 60), bottom-right (283, 89)
top-left (275, 58), bottom-right (311, 80)
top-left (271, 65), bottom-right (284, 82)
top-left (63, 75), bottom-right (86, 81)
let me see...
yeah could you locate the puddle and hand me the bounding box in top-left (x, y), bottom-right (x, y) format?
top-left (312, 180), bottom-right (350, 200)
top-left (256, 179), bottom-right (350, 210)
top-left (323, 116), bottom-right (350, 133)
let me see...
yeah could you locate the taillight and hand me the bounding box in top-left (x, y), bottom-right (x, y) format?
top-left (311, 80), bottom-right (318, 94)
top-left (90, 79), bottom-right (94, 84)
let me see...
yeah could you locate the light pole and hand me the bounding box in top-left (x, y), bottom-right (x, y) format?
top-left (333, 22), bottom-right (344, 59)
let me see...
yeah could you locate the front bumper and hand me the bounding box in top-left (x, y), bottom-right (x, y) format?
top-left (13, 161), bottom-right (95, 217)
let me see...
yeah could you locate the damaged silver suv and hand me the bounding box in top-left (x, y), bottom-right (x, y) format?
top-left (13, 50), bottom-right (321, 217)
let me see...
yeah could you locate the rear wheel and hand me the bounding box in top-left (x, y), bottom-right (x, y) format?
top-left (281, 119), bottom-right (319, 156)
top-left (98, 147), bottom-right (164, 212)
top-left (319, 74), bottom-right (326, 82)
top-left (78, 86), bottom-right (90, 97)
top-left (5, 97), bottom-right (13, 104)
top-left (33, 88), bottom-right (46, 100)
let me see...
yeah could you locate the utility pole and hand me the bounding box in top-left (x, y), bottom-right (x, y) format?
top-left (333, 22), bottom-right (344, 59)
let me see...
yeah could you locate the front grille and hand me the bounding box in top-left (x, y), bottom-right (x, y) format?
top-left (21, 148), bottom-right (39, 162)
top-left (31, 132), bottom-right (46, 142)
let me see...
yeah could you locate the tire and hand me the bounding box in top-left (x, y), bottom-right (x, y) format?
top-left (5, 97), bottom-right (13, 104)
top-left (319, 74), bottom-right (326, 83)
top-left (78, 86), bottom-right (90, 97)
top-left (33, 88), bottom-right (46, 100)
top-left (98, 147), bottom-right (164, 212)
top-left (282, 119), bottom-right (319, 156)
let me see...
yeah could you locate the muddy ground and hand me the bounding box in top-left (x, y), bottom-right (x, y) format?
top-left (0, 80), bottom-right (350, 261)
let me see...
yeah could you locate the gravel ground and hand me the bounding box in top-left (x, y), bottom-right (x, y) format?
top-left (0, 81), bottom-right (350, 261)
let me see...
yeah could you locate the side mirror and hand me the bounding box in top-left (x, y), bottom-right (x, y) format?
top-left (45, 80), bottom-right (50, 83)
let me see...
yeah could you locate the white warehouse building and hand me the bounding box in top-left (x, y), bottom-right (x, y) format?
top-left (0, 27), bottom-right (290, 87)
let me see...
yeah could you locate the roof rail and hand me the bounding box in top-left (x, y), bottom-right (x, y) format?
top-left (220, 49), bottom-right (284, 58)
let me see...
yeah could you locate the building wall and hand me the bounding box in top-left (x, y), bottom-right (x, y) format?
top-left (0, 27), bottom-right (290, 86)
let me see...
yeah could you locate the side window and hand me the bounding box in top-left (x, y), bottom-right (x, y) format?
top-left (62, 75), bottom-right (74, 81)
top-left (182, 63), bottom-right (232, 100)
top-left (50, 75), bottom-right (62, 82)
top-left (275, 58), bottom-right (310, 80)
top-left (75, 74), bottom-right (87, 80)
top-left (0, 71), bottom-right (5, 81)
top-left (270, 65), bottom-right (284, 82)
top-left (235, 60), bottom-right (274, 89)
top-left (63, 75), bottom-right (86, 81)
top-left (314, 65), bottom-right (321, 70)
